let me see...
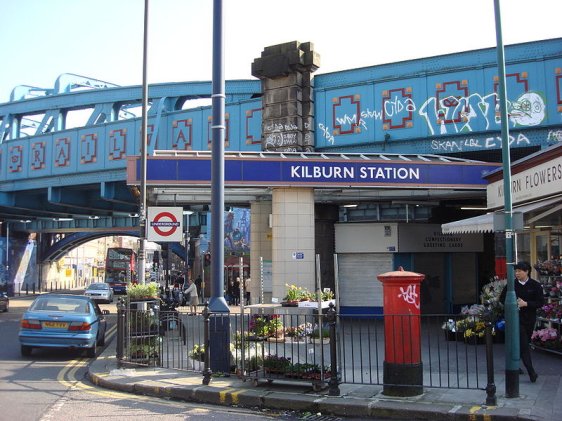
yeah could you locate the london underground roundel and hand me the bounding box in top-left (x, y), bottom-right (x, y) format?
top-left (147, 207), bottom-right (183, 242)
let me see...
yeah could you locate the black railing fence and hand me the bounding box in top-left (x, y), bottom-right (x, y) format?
top-left (117, 303), bottom-right (497, 399)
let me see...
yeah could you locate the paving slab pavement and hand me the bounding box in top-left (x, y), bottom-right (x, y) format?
top-left (87, 338), bottom-right (562, 421)
top-left (11, 292), bottom-right (561, 419)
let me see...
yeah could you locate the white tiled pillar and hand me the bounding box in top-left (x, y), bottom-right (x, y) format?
top-left (271, 188), bottom-right (315, 301)
top-left (250, 200), bottom-right (272, 304)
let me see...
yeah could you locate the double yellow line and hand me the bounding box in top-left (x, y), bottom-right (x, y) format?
top-left (56, 324), bottom-right (129, 399)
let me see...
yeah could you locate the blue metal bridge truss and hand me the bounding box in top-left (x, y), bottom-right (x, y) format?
top-left (0, 38), bottom-right (561, 259)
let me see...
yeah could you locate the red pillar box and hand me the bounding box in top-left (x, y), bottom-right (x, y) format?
top-left (377, 266), bottom-right (425, 396)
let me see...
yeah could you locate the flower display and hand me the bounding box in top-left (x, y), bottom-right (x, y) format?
top-left (538, 303), bottom-right (562, 321)
top-left (262, 355), bottom-right (292, 373)
top-left (284, 284), bottom-right (313, 302)
top-left (534, 259), bottom-right (561, 276)
top-left (463, 320), bottom-right (487, 339)
top-left (460, 304), bottom-right (486, 316)
top-left (284, 322), bottom-right (313, 338)
top-left (283, 284), bottom-right (334, 303)
top-left (188, 344), bottom-right (205, 361)
top-left (480, 277), bottom-right (507, 304)
top-left (531, 327), bottom-right (562, 350)
top-left (249, 314), bottom-right (283, 338)
top-left (442, 319), bottom-right (457, 332)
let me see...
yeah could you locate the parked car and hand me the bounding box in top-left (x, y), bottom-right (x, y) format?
top-left (19, 294), bottom-right (108, 357)
top-left (0, 291), bottom-right (9, 312)
top-left (84, 282), bottom-right (114, 303)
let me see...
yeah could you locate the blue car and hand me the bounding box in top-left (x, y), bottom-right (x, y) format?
top-left (19, 294), bottom-right (108, 358)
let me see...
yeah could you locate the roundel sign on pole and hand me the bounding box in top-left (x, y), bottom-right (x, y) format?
top-left (147, 207), bottom-right (184, 242)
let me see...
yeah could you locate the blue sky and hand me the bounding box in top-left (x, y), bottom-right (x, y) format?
top-left (0, 0), bottom-right (560, 103)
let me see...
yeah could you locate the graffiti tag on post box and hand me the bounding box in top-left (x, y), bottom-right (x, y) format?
top-left (398, 284), bottom-right (420, 310)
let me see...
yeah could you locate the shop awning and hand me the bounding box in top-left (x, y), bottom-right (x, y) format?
top-left (441, 196), bottom-right (562, 234)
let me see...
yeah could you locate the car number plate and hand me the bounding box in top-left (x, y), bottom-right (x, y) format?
top-left (43, 321), bottom-right (69, 329)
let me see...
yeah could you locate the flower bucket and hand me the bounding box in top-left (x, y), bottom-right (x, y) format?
top-left (464, 335), bottom-right (485, 345)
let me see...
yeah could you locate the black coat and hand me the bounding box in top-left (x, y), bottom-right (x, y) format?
top-left (499, 277), bottom-right (544, 327)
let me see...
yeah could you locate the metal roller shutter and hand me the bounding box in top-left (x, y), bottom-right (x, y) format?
top-left (337, 253), bottom-right (393, 309)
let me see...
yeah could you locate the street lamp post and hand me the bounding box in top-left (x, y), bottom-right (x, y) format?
top-left (209, 0), bottom-right (228, 312)
top-left (138, 0), bottom-right (150, 285)
top-left (493, 0), bottom-right (519, 398)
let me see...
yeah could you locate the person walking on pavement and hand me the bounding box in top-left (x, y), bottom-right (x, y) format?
top-left (499, 261), bottom-right (544, 383)
top-left (183, 278), bottom-right (199, 315)
top-left (194, 275), bottom-right (202, 299)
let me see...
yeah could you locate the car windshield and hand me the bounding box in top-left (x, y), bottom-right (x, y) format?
top-left (88, 284), bottom-right (108, 291)
top-left (30, 297), bottom-right (90, 313)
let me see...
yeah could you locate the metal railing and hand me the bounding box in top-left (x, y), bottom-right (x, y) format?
top-left (117, 303), bottom-right (496, 401)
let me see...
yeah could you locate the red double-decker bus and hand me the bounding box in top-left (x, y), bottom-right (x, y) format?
top-left (104, 247), bottom-right (137, 294)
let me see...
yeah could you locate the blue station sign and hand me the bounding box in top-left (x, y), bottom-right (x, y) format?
top-left (127, 155), bottom-right (500, 189)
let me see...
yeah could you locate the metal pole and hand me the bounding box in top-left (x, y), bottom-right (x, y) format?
top-left (138, 0), bottom-right (149, 285)
top-left (485, 314), bottom-right (497, 406)
top-left (208, 0), bottom-right (228, 312)
top-left (239, 256), bottom-right (244, 306)
top-left (493, 0), bottom-right (519, 398)
top-left (327, 303), bottom-right (340, 396)
top-left (259, 256), bottom-right (264, 304)
top-left (201, 249), bottom-right (205, 302)
top-left (202, 303), bottom-right (212, 385)
top-left (5, 222), bottom-right (9, 291)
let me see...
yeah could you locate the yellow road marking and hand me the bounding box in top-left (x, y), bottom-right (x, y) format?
top-left (467, 406), bottom-right (494, 421)
top-left (219, 388), bottom-right (234, 403)
top-left (230, 390), bottom-right (241, 405)
top-left (218, 388), bottom-right (242, 405)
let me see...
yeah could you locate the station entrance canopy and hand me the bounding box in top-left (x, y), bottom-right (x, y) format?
top-left (127, 151), bottom-right (501, 206)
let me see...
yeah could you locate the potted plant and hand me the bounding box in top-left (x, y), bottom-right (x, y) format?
top-left (285, 322), bottom-right (313, 343)
top-left (441, 319), bottom-right (462, 341)
top-left (248, 315), bottom-right (271, 340)
top-left (129, 309), bottom-right (159, 335)
top-left (462, 319), bottom-right (487, 345)
top-left (531, 327), bottom-right (562, 351)
top-left (129, 337), bottom-right (159, 364)
top-left (262, 355), bottom-right (291, 374)
top-left (480, 277), bottom-right (507, 323)
top-left (283, 284), bottom-right (309, 306)
top-left (188, 343), bottom-right (206, 370)
top-left (249, 314), bottom-right (284, 341)
top-left (127, 282), bottom-right (160, 301)
top-left (321, 289), bottom-right (335, 301)
top-left (229, 337), bottom-right (264, 375)
top-left (266, 315), bottom-right (285, 342)
top-left (284, 362), bottom-right (317, 379)
top-left (309, 327), bottom-right (330, 344)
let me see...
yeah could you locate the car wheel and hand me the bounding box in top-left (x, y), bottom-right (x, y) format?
top-left (86, 340), bottom-right (97, 358)
top-left (21, 345), bottom-right (32, 356)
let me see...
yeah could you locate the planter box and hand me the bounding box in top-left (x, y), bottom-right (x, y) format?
top-left (267, 336), bottom-right (285, 343)
top-left (187, 357), bottom-right (205, 371)
top-left (311, 337), bottom-right (330, 345)
top-left (298, 300), bottom-right (335, 309)
top-left (444, 330), bottom-right (464, 341)
top-left (288, 337), bottom-right (309, 344)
